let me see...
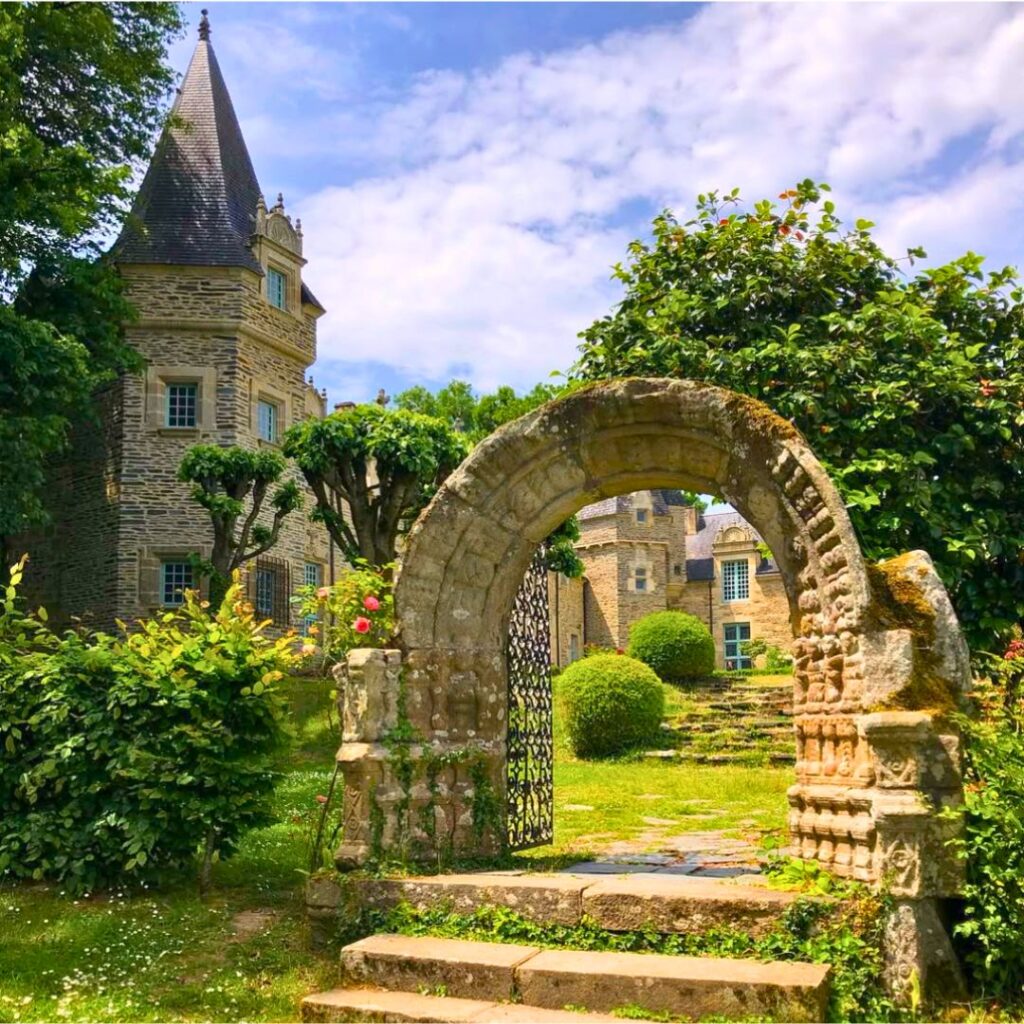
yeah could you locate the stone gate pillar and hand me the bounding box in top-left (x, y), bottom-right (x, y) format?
top-left (333, 647), bottom-right (506, 867)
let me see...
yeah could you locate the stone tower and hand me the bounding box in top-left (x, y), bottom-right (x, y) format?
top-left (25, 11), bottom-right (330, 629)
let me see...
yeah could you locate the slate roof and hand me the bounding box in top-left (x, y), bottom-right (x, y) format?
top-left (115, 32), bottom-right (263, 272)
top-left (113, 23), bottom-right (324, 314)
top-left (684, 508), bottom-right (779, 582)
top-left (578, 489), bottom-right (686, 521)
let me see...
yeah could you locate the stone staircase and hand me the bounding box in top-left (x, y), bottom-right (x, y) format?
top-left (647, 677), bottom-right (795, 766)
top-left (303, 872), bottom-right (831, 1023)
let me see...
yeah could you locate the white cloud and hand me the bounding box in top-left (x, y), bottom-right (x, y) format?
top-left (288, 3), bottom-right (1024, 398)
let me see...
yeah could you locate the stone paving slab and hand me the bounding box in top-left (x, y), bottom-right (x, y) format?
top-left (516, 947), bottom-right (831, 1022)
top-left (341, 935), bottom-right (538, 1003)
top-left (582, 874), bottom-right (813, 937)
top-left (302, 987), bottom-right (495, 1022)
top-left (300, 988), bottom-right (641, 1023)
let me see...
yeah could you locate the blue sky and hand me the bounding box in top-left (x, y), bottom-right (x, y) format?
top-left (166, 3), bottom-right (1024, 406)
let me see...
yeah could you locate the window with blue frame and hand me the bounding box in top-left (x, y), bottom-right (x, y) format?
top-left (255, 567), bottom-right (275, 618)
top-left (303, 562), bottom-right (322, 635)
top-left (722, 558), bottom-right (750, 602)
top-left (160, 560), bottom-right (194, 606)
top-left (257, 399), bottom-right (278, 442)
top-left (724, 622), bottom-right (752, 670)
top-left (267, 267), bottom-right (287, 310)
top-left (166, 382), bottom-right (198, 428)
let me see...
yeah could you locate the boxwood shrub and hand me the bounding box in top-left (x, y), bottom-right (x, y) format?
top-left (0, 559), bottom-right (295, 893)
top-left (558, 653), bottom-right (665, 758)
top-left (627, 610), bottom-right (715, 681)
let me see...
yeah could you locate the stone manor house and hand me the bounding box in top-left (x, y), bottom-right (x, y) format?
top-left (549, 491), bottom-right (792, 671)
top-left (20, 17), bottom-right (791, 662)
top-left (23, 14), bottom-right (332, 630)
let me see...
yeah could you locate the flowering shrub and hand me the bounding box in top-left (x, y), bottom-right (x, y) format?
top-left (293, 561), bottom-right (394, 665)
top-left (947, 633), bottom-right (1024, 999)
top-left (0, 558), bottom-right (294, 892)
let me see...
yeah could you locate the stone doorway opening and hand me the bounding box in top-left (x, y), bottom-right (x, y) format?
top-left (334, 378), bottom-right (968, 986)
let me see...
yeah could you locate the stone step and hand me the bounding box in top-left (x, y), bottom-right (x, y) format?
top-left (342, 872), bottom-right (809, 935)
top-left (670, 718), bottom-right (792, 733)
top-left (580, 874), bottom-right (815, 937)
top-left (339, 935), bottom-right (830, 1022)
top-left (648, 750), bottom-right (794, 764)
top-left (301, 987), bottom-right (635, 1023)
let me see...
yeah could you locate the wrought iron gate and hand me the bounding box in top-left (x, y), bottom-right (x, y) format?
top-left (505, 547), bottom-right (554, 851)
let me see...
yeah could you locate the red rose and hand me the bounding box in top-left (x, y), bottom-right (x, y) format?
top-left (363, 595), bottom-right (380, 612)
top-left (316, 794), bottom-right (328, 805)
top-left (353, 616), bottom-right (371, 634)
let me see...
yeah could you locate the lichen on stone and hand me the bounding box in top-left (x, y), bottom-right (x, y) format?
top-left (867, 555), bottom-right (958, 717)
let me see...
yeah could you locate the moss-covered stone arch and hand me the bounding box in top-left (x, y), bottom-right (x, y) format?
top-left (336, 378), bottom-right (969, 999)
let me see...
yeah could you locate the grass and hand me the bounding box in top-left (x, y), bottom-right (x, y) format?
top-left (0, 677), bottom-right (340, 1024)
top-left (0, 674), bottom-right (792, 1021)
top-left (516, 678), bottom-right (791, 863)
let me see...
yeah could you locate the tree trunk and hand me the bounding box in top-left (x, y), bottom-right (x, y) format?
top-left (208, 571), bottom-right (230, 612)
top-left (198, 826), bottom-right (216, 896)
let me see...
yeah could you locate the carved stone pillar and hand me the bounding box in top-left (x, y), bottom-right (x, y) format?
top-left (333, 647), bottom-right (506, 869)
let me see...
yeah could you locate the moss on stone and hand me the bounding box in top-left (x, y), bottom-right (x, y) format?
top-left (866, 555), bottom-right (957, 717)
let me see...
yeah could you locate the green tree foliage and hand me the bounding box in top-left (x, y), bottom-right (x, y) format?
top-left (0, 560), bottom-right (294, 894)
top-left (179, 445), bottom-right (302, 610)
top-left (283, 404), bottom-right (468, 570)
top-left (627, 610), bottom-right (716, 681)
top-left (946, 640), bottom-right (1024, 998)
top-left (395, 379), bottom-right (563, 444)
top-left (396, 379), bottom-right (584, 575)
top-left (0, 3), bottom-right (183, 286)
top-left (558, 653), bottom-right (665, 758)
top-left (574, 181), bottom-right (1024, 651)
top-left (0, 3), bottom-right (183, 568)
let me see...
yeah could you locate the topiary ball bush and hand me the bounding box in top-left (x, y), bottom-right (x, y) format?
top-left (558, 654), bottom-right (665, 758)
top-left (627, 610), bottom-right (715, 681)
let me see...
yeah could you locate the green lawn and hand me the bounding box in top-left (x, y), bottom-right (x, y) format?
top-left (0, 676), bottom-right (791, 1022)
top-left (517, 679), bottom-right (790, 863)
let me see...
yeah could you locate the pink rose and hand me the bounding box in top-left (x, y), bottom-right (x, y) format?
top-left (353, 616), bottom-right (371, 634)
top-left (363, 595), bottom-right (380, 612)
top-left (316, 794), bottom-right (328, 805)
top-left (316, 586), bottom-right (330, 599)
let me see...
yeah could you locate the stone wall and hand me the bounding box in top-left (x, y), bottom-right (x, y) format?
top-left (678, 571), bottom-right (792, 667)
top-left (573, 494), bottom-right (689, 650)
top-left (548, 572), bottom-right (584, 667)
top-left (21, 263), bottom-right (330, 631)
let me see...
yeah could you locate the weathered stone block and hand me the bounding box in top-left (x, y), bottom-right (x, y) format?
top-left (340, 934), bottom-right (538, 1002)
top-left (516, 948), bottom-right (831, 1022)
top-left (582, 875), bottom-right (818, 937)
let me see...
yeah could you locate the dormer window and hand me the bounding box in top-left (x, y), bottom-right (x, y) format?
top-left (267, 267), bottom-right (287, 310)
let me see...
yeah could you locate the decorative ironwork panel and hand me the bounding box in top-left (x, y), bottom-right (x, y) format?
top-left (506, 547), bottom-right (554, 851)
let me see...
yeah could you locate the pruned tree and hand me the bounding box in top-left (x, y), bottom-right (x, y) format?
top-left (283, 403), bottom-right (467, 571)
top-left (179, 445), bottom-right (302, 609)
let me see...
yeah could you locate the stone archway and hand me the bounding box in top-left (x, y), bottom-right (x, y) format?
top-left (334, 378), bottom-right (968, 985)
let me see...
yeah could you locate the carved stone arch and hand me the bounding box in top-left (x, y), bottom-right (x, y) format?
top-left (397, 378), bottom-right (873, 710)
top-left (335, 379), bottom-right (968, 989)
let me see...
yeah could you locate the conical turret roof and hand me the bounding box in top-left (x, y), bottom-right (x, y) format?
top-left (115, 12), bottom-right (262, 271)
